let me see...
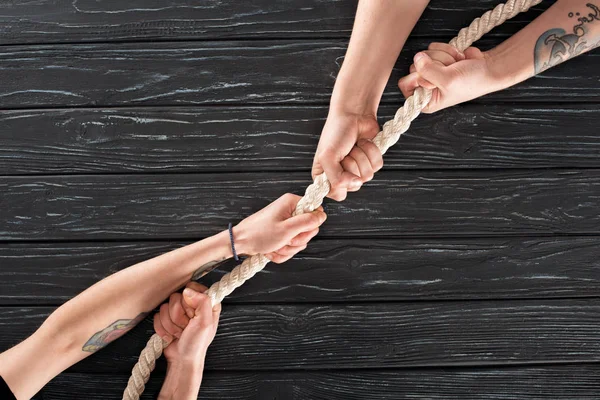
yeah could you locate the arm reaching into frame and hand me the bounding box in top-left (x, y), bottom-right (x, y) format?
top-left (0, 194), bottom-right (326, 399)
top-left (313, 0), bottom-right (430, 201)
top-left (399, 1), bottom-right (600, 113)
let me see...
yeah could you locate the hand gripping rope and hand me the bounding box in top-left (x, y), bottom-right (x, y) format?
top-left (123, 1), bottom-right (543, 398)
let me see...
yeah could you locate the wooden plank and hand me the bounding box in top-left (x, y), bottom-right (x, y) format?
top-left (34, 365), bottom-right (600, 400)
top-left (3, 299), bottom-right (600, 373)
top-left (3, 104), bottom-right (600, 175)
top-left (0, 38), bottom-right (597, 109)
top-left (2, 237), bottom-right (600, 306)
top-left (2, 169), bottom-right (600, 241)
top-left (0, 0), bottom-right (550, 45)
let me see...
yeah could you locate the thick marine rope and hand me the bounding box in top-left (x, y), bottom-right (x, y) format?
top-left (123, 1), bottom-right (543, 398)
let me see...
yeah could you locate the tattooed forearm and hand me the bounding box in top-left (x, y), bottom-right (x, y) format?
top-left (82, 312), bottom-right (148, 353)
top-left (191, 257), bottom-right (228, 281)
top-left (534, 3), bottom-right (600, 74)
top-left (81, 256), bottom-right (229, 353)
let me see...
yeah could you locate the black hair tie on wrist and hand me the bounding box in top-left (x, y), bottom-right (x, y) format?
top-left (228, 222), bottom-right (240, 261)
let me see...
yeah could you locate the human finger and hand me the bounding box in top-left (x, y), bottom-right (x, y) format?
top-left (288, 227), bottom-right (320, 246)
top-left (427, 42), bottom-right (465, 61)
top-left (348, 146), bottom-right (374, 182)
top-left (168, 293), bottom-right (190, 330)
top-left (159, 303), bottom-right (183, 338)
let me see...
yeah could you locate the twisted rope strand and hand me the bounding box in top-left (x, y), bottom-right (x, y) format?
top-left (123, 0), bottom-right (542, 398)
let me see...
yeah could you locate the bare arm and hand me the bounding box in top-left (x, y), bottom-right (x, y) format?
top-left (490, 1), bottom-right (600, 89)
top-left (313, 0), bottom-right (429, 201)
top-left (332, 0), bottom-right (430, 116)
top-left (0, 232), bottom-right (232, 399)
top-left (399, 1), bottom-right (600, 113)
top-left (0, 194), bottom-right (326, 399)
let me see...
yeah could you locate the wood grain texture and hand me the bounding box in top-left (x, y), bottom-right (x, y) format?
top-left (3, 299), bottom-right (600, 373)
top-left (2, 237), bottom-right (600, 305)
top-left (2, 169), bottom-right (600, 241)
top-left (0, 0), bottom-right (550, 44)
top-left (34, 366), bottom-right (600, 400)
top-left (1, 0), bottom-right (597, 396)
top-left (3, 104), bottom-right (600, 175)
top-left (0, 38), bottom-right (597, 109)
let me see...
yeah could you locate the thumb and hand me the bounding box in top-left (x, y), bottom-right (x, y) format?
top-left (413, 52), bottom-right (447, 85)
top-left (464, 46), bottom-right (484, 60)
top-left (182, 288), bottom-right (208, 310)
top-left (320, 151), bottom-right (361, 191)
top-left (283, 209), bottom-right (327, 234)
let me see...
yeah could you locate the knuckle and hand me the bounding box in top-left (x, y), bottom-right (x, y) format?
top-left (398, 79), bottom-right (409, 91)
top-left (171, 300), bottom-right (183, 315)
top-left (419, 63), bottom-right (433, 75)
top-left (330, 179), bottom-right (343, 189)
top-left (281, 192), bottom-right (296, 202)
top-left (309, 213), bottom-right (320, 225)
top-left (329, 189), bottom-right (347, 201)
top-left (321, 147), bottom-right (337, 157)
top-left (357, 138), bottom-right (370, 148)
top-left (176, 317), bottom-right (188, 328)
top-left (361, 140), bottom-right (376, 153)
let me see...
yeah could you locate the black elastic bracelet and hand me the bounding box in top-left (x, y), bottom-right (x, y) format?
top-left (228, 222), bottom-right (240, 261)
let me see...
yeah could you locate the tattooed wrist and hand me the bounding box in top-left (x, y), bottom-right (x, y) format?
top-left (534, 3), bottom-right (600, 74)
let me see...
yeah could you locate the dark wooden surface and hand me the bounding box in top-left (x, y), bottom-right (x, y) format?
top-left (3, 170), bottom-right (600, 240)
top-left (4, 300), bottom-right (600, 373)
top-left (0, 0), bottom-right (598, 399)
top-left (30, 366), bottom-right (600, 400)
top-left (3, 104), bottom-right (600, 175)
top-left (0, 0), bottom-right (552, 44)
top-left (3, 237), bottom-right (600, 305)
top-left (1, 38), bottom-right (599, 109)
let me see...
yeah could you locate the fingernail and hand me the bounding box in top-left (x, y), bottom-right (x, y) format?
top-left (183, 288), bottom-right (197, 298)
top-left (350, 178), bottom-right (362, 190)
top-left (414, 52), bottom-right (425, 63)
top-left (458, 51), bottom-right (466, 60)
